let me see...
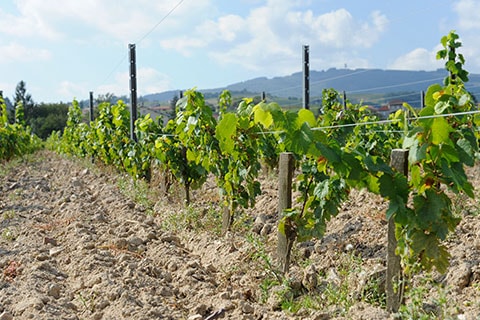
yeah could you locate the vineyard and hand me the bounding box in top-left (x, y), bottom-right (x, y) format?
top-left (1, 31), bottom-right (480, 319)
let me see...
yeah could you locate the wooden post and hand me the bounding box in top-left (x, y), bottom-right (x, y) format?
top-left (420, 90), bottom-right (425, 108)
top-left (89, 91), bottom-right (94, 122)
top-left (387, 149), bottom-right (408, 313)
top-left (343, 91), bottom-right (347, 109)
top-left (277, 152), bottom-right (295, 273)
top-left (302, 45), bottom-right (310, 110)
top-left (129, 43), bottom-right (138, 142)
top-left (262, 91), bottom-right (266, 102)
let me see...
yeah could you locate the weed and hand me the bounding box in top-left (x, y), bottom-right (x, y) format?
top-left (397, 273), bottom-right (455, 319)
top-left (160, 204), bottom-right (222, 236)
top-left (245, 233), bottom-right (279, 279)
top-left (117, 175), bottom-right (156, 215)
top-left (1, 227), bottom-right (16, 241)
top-left (361, 272), bottom-right (386, 307)
top-left (2, 210), bottom-right (15, 220)
top-left (230, 210), bottom-right (254, 234)
top-left (77, 291), bottom-right (97, 313)
top-left (281, 298), bottom-right (302, 313)
top-left (8, 190), bottom-right (22, 202)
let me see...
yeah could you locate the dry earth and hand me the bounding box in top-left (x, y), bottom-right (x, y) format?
top-left (0, 151), bottom-right (480, 320)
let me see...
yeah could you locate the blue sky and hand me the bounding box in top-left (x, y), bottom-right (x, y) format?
top-left (1, 0), bottom-right (479, 103)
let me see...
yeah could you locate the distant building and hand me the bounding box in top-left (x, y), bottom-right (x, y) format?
top-left (373, 99), bottom-right (405, 119)
top-left (140, 105), bottom-right (172, 125)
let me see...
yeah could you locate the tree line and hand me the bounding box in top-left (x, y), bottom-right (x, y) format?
top-left (1, 81), bottom-right (69, 140)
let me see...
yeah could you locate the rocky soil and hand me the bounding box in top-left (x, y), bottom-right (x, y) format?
top-left (0, 151), bottom-right (480, 320)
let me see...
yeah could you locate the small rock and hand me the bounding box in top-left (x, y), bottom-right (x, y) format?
top-left (446, 262), bottom-right (472, 292)
top-left (63, 301), bottom-right (78, 311)
top-left (260, 223), bottom-right (273, 236)
top-left (252, 214), bottom-right (268, 234)
top-left (47, 283), bottom-right (62, 299)
top-left (83, 243), bottom-right (95, 250)
top-left (310, 311), bottom-right (331, 320)
top-left (144, 216), bottom-right (155, 226)
top-left (36, 253), bottom-right (50, 261)
top-left (146, 232), bottom-right (157, 241)
top-left (219, 301), bottom-right (235, 311)
top-left (43, 237), bottom-right (58, 246)
top-left (161, 234), bottom-right (181, 245)
top-left (0, 311), bottom-right (14, 320)
top-left (299, 246), bottom-right (313, 259)
top-left (49, 247), bottom-right (64, 257)
top-left (71, 177), bottom-right (83, 188)
top-left (286, 268), bottom-right (303, 292)
top-left (219, 291), bottom-right (230, 299)
top-left (92, 312), bottom-right (104, 320)
top-left (128, 236), bottom-right (144, 247)
top-left (302, 264), bottom-right (317, 291)
top-left (93, 213), bottom-right (107, 222)
top-left (96, 299), bottom-right (110, 311)
top-left (106, 288), bottom-right (122, 301)
top-left (326, 268), bottom-right (341, 288)
top-left (115, 238), bottom-right (128, 249)
top-left (159, 287), bottom-right (173, 297)
top-left (239, 300), bottom-right (254, 314)
top-left (167, 261), bottom-right (178, 272)
top-left (193, 303), bottom-right (208, 316)
top-left (187, 315), bottom-right (202, 320)
top-left (231, 290), bottom-right (243, 300)
top-left (255, 214), bottom-right (268, 225)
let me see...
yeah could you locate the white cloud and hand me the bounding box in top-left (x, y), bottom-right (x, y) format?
top-left (0, 43), bottom-right (51, 63)
top-left (0, 0), bottom-right (215, 44)
top-left (454, 0), bottom-right (480, 30)
top-left (160, 3), bottom-right (388, 75)
top-left (160, 37), bottom-right (207, 56)
top-left (288, 9), bottom-right (388, 48)
top-left (388, 47), bottom-right (443, 71)
top-left (0, 6), bottom-right (61, 39)
top-left (57, 81), bottom-right (88, 101)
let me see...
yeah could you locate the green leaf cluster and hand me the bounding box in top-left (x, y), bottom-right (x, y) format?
top-left (0, 96), bottom-right (42, 160)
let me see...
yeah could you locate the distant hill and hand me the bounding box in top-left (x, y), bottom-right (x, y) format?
top-left (142, 90), bottom-right (180, 105)
top-left (142, 68), bottom-right (480, 108)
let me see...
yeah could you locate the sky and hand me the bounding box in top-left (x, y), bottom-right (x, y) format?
top-left (1, 0), bottom-right (480, 103)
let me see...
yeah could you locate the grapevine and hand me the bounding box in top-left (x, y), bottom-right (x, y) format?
top-left (53, 31), bottom-right (478, 278)
top-left (0, 96), bottom-right (42, 160)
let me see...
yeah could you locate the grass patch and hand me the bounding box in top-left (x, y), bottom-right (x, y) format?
top-left (158, 203), bottom-right (223, 236)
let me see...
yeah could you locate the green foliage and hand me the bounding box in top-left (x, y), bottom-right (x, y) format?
top-left (29, 103), bottom-right (69, 139)
top-left (213, 97), bottom-right (263, 229)
top-left (53, 31), bottom-right (477, 278)
top-left (154, 89), bottom-right (216, 203)
top-left (397, 31), bottom-right (478, 273)
top-left (15, 101), bottom-right (25, 126)
top-left (437, 31), bottom-right (469, 85)
top-left (252, 31), bottom-right (477, 275)
top-left (0, 96), bottom-right (42, 161)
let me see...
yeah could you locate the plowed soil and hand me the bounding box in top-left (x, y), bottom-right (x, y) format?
top-left (1, 151), bottom-right (479, 319)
